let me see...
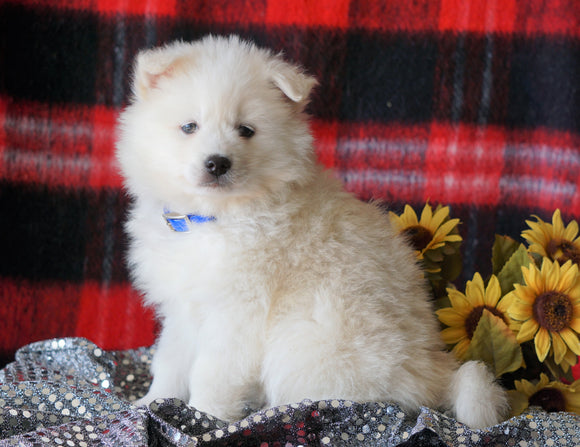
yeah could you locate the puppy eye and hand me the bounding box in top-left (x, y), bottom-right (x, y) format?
top-left (238, 124), bottom-right (255, 138)
top-left (181, 122), bottom-right (198, 134)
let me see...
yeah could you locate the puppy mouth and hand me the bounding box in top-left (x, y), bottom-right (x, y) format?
top-left (200, 177), bottom-right (232, 188)
top-left (198, 172), bottom-right (235, 190)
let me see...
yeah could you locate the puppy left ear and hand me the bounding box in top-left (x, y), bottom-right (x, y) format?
top-left (132, 42), bottom-right (190, 101)
top-left (269, 59), bottom-right (318, 104)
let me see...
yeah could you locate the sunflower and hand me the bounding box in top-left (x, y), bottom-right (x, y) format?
top-left (506, 259), bottom-right (580, 365)
top-left (508, 373), bottom-right (580, 416)
top-left (389, 203), bottom-right (462, 262)
top-left (436, 273), bottom-right (512, 360)
top-left (522, 209), bottom-right (580, 265)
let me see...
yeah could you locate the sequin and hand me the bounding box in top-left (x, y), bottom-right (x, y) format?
top-left (1, 338), bottom-right (579, 446)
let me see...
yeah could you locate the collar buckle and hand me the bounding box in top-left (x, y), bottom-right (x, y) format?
top-left (163, 210), bottom-right (217, 232)
top-left (163, 212), bottom-right (190, 232)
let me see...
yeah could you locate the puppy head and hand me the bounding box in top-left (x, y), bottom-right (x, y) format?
top-left (116, 35), bottom-right (318, 214)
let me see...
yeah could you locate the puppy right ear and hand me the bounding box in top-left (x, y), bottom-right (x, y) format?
top-left (132, 44), bottom-right (188, 100)
top-left (269, 59), bottom-right (318, 106)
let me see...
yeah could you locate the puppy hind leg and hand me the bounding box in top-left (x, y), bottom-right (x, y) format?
top-left (262, 325), bottom-right (378, 408)
top-left (188, 354), bottom-right (266, 421)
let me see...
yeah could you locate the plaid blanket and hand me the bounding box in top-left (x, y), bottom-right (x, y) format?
top-left (0, 0), bottom-right (578, 372)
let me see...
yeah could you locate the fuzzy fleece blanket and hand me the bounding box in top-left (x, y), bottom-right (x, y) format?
top-left (0, 0), bottom-right (579, 445)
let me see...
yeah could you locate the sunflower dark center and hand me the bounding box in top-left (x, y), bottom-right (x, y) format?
top-left (547, 239), bottom-right (580, 265)
top-left (464, 305), bottom-right (506, 339)
top-left (402, 225), bottom-right (433, 252)
top-left (529, 388), bottom-right (567, 412)
top-left (532, 292), bottom-right (573, 332)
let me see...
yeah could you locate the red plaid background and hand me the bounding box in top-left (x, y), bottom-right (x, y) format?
top-left (0, 0), bottom-right (578, 369)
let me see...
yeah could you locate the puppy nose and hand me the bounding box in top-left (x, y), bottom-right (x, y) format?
top-left (205, 155), bottom-right (232, 177)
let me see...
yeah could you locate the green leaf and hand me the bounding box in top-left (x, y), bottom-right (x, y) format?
top-left (492, 235), bottom-right (520, 275)
top-left (543, 355), bottom-right (575, 384)
top-left (440, 250), bottom-right (462, 283)
top-left (497, 244), bottom-right (531, 296)
top-left (463, 310), bottom-right (523, 377)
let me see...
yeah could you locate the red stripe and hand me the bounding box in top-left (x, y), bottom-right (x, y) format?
top-left (76, 282), bottom-right (157, 350)
top-left (3, 98), bottom-right (579, 219)
top-left (5, 0), bottom-right (577, 36)
top-left (97, 0), bottom-right (177, 17)
top-left (351, 0), bottom-right (441, 32)
top-left (265, 0), bottom-right (350, 28)
top-left (90, 105), bottom-right (123, 188)
top-left (424, 123), bottom-right (505, 207)
top-left (423, 123), bottom-right (580, 216)
top-left (439, 0), bottom-right (517, 34)
top-left (0, 279), bottom-right (81, 353)
top-left (0, 99), bottom-right (123, 189)
top-left (0, 98), bottom-right (7, 164)
top-left (517, 0), bottom-right (579, 36)
top-left (0, 278), bottom-right (155, 353)
top-left (311, 120), bottom-right (339, 168)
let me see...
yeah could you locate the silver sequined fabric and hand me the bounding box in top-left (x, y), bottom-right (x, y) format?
top-left (0, 338), bottom-right (579, 446)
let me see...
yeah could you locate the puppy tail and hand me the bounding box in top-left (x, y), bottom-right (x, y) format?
top-left (447, 361), bottom-right (509, 429)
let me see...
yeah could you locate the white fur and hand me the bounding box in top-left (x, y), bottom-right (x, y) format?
top-left (116, 35), bottom-right (508, 427)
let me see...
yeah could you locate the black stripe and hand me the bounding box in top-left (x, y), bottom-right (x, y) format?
top-left (507, 35), bottom-right (580, 132)
top-left (0, 3), bottom-right (98, 105)
top-left (0, 183), bottom-right (129, 282)
top-left (1, 4), bottom-right (577, 131)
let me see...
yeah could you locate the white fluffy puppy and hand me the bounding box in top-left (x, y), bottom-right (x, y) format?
top-left (117, 35), bottom-right (507, 428)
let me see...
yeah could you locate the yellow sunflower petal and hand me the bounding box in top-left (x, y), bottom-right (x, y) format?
top-left (451, 339), bottom-right (470, 360)
top-left (484, 275), bottom-right (502, 307)
top-left (538, 373), bottom-right (551, 388)
top-left (565, 395), bottom-right (580, 414)
top-left (441, 326), bottom-right (467, 344)
top-left (564, 219), bottom-right (579, 241)
top-left (522, 265), bottom-right (540, 293)
top-left (516, 378), bottom-right (536, 396)
top-left (497, 293), bottom-right (515, 315)
top-left (508, 300), bottom-right (533, 321)
top-left (512, 283), bottom-right (536, 305)
top-left (543, 260), bottom-right (560, 291)
top-left (419, 204), bottom-right (433, 226)
top-left (516, 319), bottom-right (539, 342)
top-left (403, 204), bottom-right (419, 226)
top-left (559, 262), bottom-right (579, 293)
top-left (559, 328), bottom-right (580, 356)
top-left (388, 212), bottom-right (403, 230)
top-left (552, 209), bottom-right (564, 234)
top-left (434, 219), bottom-right (461, 241)
top-left (569, 316), bottom-right (580, 333)
top-left (436, 308), bottom-right (466, 327)
top-left (567, 283), bottom-right (580, 301)
top-left (523, 219), bottom-right (551, 243)
top-left (534, 328), bottom-right (551, 361)
top-left (522, 228), bottom-right (548, 249)
top-left (560, 348), bottom-right (578, 372)
top-left (430, 206), bottom-right (450, 230)
top-left (447, 289), bottom-right (471, 314)
top-left (444, 234), bottom-right (463, 243)
top-left (552, 332), bottom-right (568, 364)
top-left (526, 217), bottom-right (550, 236)
top-left (465, 274), bottom-right (485, 307)
top-left (507, 390), bottom-right (530, 417)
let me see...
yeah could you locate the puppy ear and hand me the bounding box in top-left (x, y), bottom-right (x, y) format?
top-left (132, 43), bottom-right (189, 100)
top-left (269, 59), bottom-right (318, 104)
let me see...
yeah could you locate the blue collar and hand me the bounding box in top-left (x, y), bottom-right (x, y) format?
top-left (162, 208), bottom-right (216, 232)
